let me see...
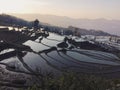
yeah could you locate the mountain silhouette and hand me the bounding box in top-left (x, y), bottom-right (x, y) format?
top-left (10, 13), bottom-right (120, 36)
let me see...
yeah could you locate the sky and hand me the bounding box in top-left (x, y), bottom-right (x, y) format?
top-left (0, 0), bottom-right (120, 19)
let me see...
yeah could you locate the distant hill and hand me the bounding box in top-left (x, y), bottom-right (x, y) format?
top-left (0, 14), bottom-right (118, 36)
top-left (10, 13), bottom-right (120, 36)
top-left (0, 14), bottom-right (30, 27)
top-left (67, 26), bottom-right (112, 36)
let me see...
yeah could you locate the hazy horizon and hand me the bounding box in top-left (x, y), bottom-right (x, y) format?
top-left (8, 13), bottom-right (120, 36)
top-left (0, 0), bottom-right (120, 36)
top-left (8, 13), bottom-right (120, 21)
top-left (0, 0), bottom-right (120, 20)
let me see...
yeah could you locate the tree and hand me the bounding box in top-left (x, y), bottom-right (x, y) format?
top-left (33, 19), bottom-right (39, 31)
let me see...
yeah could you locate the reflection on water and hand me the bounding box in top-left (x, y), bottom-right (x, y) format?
top-left (0, 28), bottom-right (120, 76)
top-left (67, 51), bottom-right (119, 65)
top-left (0, 26), bottom-right (7, 28)
top-left (47, 33), bottom-right (65, 41)
top-left (24, 40), bottom-right (49, 52)
top-left (1, 56), bottom-right (28, 72)
top-left (0, 26), bottom-right (19, 31)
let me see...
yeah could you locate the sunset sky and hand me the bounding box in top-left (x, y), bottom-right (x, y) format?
top-left (0, 0), bottom-right (120, 19)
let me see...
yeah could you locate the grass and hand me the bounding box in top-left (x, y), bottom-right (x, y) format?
top-left (20, 72), bottom-right (120, 90)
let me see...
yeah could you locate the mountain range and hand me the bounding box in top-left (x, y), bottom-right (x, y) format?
top-left (10, 13), bottom-right (120, 36)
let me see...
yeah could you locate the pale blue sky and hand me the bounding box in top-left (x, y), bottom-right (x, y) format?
top-left (0, 0), bottom-right (120, 19)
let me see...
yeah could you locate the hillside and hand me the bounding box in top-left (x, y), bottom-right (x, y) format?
top-left (0, 14), bottom-right (30, 27)
top-left (67, 26), bottom-right (112, 36)
top-left (0, 14), bottom-right (117, 36)
top-left (10, 13), bottom-right (120, 36)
